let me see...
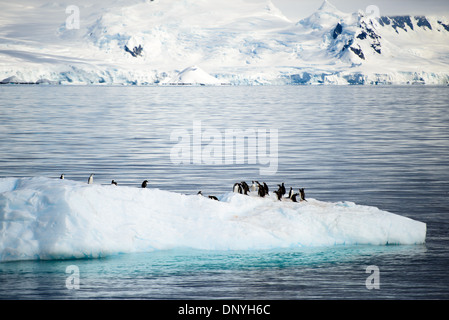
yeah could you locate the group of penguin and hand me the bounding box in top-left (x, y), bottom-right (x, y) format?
top-left (198, 181), bottom-right (306, 203)
top-left (60, 174), bottom-right (306, 203)
top-left (60, 173), bottom-right (149, 188)
top-left (233, 181), bottom-right (306, 202)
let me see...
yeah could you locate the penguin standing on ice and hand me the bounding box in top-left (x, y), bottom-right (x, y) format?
top-left (88, 174), bottom-right (94, 184)
top-left (257, 182), bottom-right (266, 197)
top-left (288, 187), bottom-right (292, 199)
top-left (233, 182), bottom-right (242, 194)
top-left (291, 193), bottom-right (299, 202)
top-left (277, 183), bottom-right (286, 197)
top-left (60, 174), bottom-right (64, 179)
top-left (299, 188), bottom-right (306, 201)
top-left (141, 180), bottom-right (148, 188)
top-left (251, 181), bottom-right (257, 192)
top-left (263, 182), bottom-right (269, 195)
top-left (241, 181), bottom-right (250, 195)
top-left (273, 189), bottom-right (282, 201)
top-left (111, 180), bottom-right (117, 186)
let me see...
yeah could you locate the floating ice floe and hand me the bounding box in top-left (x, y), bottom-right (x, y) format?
top-left (0, 177), bottom-right (426, 262)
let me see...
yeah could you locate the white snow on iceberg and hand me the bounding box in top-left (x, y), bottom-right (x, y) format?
top-left (0, 177), bottom-right (426, 262)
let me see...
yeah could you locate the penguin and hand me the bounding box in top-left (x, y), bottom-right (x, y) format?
top-left (291, 193), bottom-right (299, 202)
top-left (273, 190), bottom-right (282, 201)
top-left (233, 182), bottom-right (242, 194)
top-left (254, 181), bottom-right (262, 194)
top-left (208, 195), bottom-right (219, 201)
top-left (257, 182), bottom-right (265, 197)
top-left (197, 191), bottom-right (203, 196)
top-left (299, 188), bottom-right (306, 201)
top-left (263, 182), bottom-right (269, 195)
top-left (60, 174), bottom-right (64, 179)
top-left (88, 174), bottom-right (94, 184)
top-left (141, 180), bottom-right (148, 188)
top-left (111, 180), bottom-right (117, 186)
top-left (277, 183), bottom-right (286, 196)
top-left (241, 181), bottom-right (250, 195)
top-left (276, 186), bottom-right (284, 199)
top-left (251, 181), bottom-right (257, 192)
top-left (288, 187), bottom-right (293, 199)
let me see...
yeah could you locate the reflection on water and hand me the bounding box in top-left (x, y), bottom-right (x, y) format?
top-left (0, 245), bottom-right (430, 299)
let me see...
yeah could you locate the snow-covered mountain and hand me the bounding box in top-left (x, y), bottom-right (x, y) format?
top-left (1, 0), bottom-right (449, 85)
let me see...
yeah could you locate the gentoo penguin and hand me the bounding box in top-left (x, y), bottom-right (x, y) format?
top-left (233, 182), bottom-right (242, 194)
top-left (263, 182), bottom-right (269, 195)
top-left (88, 174), bottom-right (94, 184)
top-left (277, 183), bottom-right (286, 196)
top-left (257, 182), bottom-right (265, 197)
top-left (141, 180), bottom-right (148, 188)
top-left (291, 193), bottom-right (299, 202)
top-left (273, 190), bottom-right (282, 201)
top-left (60, 174), bottom-right (64, 179)
top-left (251, 181), bottom-right (257, 192)
top-left (111, 180), bottom-right (117, 186)
top-left (241, 181), bottom-right (250, 195)
top-left (299, 188), bottom-right (306, 201)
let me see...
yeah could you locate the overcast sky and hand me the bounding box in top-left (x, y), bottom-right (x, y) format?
top-left (272, 0), bottom-right (449, 21)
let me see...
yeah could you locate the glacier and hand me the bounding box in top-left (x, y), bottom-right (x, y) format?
top-left (0, 0), bottom-right (449, 85)
top-left (0, 177), bottom-right (426, 262)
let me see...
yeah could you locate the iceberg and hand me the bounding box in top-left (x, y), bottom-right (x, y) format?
top-left (0, 177), bottom-right (426, 262)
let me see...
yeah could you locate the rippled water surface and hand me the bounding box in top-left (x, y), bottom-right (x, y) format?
top-left (0, 85), bottom-right (448, 299)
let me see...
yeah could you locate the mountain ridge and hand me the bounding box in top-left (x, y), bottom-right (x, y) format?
top-left (1, 0), bottom-right (448, 85)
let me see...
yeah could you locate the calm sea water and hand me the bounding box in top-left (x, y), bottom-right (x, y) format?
top-left (0, 85), bottom-right (448, 300)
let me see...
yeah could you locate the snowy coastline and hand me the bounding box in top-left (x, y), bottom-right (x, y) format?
top-left (1, 0), bottom-right (448, 86)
